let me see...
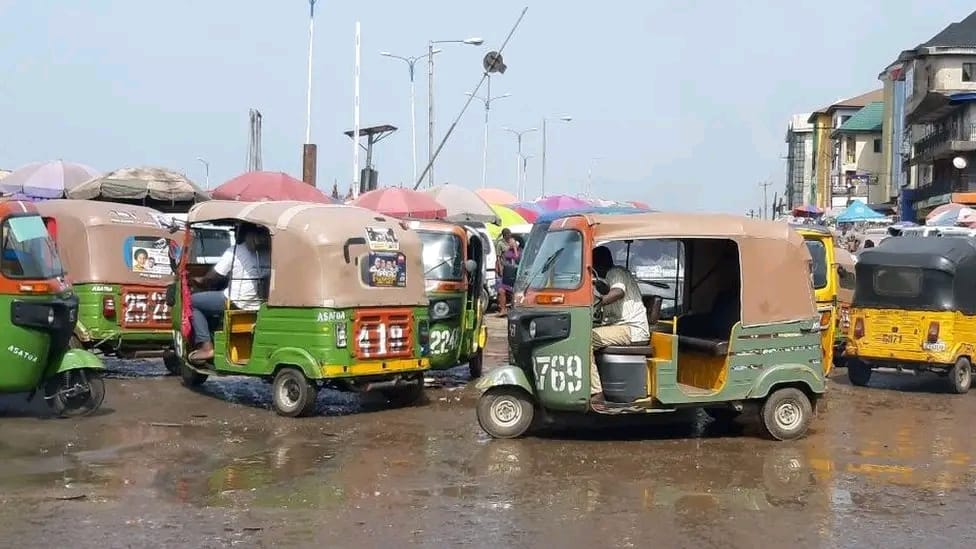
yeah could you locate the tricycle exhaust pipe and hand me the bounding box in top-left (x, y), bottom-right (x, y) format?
top-left (361, 378), bottom-right (421, 392)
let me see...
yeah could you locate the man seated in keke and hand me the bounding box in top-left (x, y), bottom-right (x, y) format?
top-left (590, 245), bottom-right (649, 406)
top-left (188, 223), bottom-right (270, 363)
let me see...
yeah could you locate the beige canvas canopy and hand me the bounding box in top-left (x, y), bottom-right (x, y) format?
top-left (36, 200), bottom-right (175, 286)
top-left (571, 212), bottom-right (816, 327)
top-left (186, 201), bottom-right (427, 308)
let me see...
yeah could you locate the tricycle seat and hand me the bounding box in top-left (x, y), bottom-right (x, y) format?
top-left (597, 341), bottom-right (654, 356)
top-left (678, 336), bottom-right (729, 356)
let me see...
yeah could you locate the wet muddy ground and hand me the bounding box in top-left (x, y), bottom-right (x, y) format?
top-left (2, 317), bottom-right (976, 548)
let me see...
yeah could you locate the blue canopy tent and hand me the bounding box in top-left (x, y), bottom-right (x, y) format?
top-left (836, 201), bottom-right (886, 223)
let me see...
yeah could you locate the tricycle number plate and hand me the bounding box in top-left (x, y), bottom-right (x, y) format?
top-left (880, 333), bottom-right (903, 344)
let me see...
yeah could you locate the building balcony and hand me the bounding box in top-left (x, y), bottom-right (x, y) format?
top-left (912, 176), bottom-right (976, 209)
top-left (912, 122), bottom-right (976, 164)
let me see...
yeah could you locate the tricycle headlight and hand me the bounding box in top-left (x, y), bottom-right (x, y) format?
top-left (432, 301), bottom-right (450, 319)
top-left (528, 319), bottom-right (537, 338)
top-left (47, 308), bottom-right (56, 325)
top-left (335, 324), bottom-right (347, 348)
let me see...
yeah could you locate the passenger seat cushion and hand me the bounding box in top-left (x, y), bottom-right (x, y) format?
top-left (677, 336), bottom-right (729, 356)
top-left (596, 341), bottom-right (654, 356)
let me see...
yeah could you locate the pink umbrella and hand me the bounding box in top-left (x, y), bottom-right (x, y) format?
top-left (628, 200), bottom-right (650, 209)
top-left (474, 187), bottom-right (518, 205)
top-left (926, 202), bottom-right (964, 224)
top-left (212, 171), bottom-right (336, 203)
top-left (353, 188), bottom-right (447, 219)
top-left (535, 194), bottom-right (590, 211)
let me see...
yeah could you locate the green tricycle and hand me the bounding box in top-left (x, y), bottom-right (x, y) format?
top-left (0, 199), bottom-right (106, 416)
top-left (169, 200), bottom-right (432, 417)
top-left (37, 199), bottom-right (177, 361)
top-left (410, 220), bottom-right (488, 378)
top-left (476, 212), bottom-right (826, 441)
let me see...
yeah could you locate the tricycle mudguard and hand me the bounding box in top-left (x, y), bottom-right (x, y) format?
top-left (475, 364), bottom-right (534, 396)
top-left (55, 349), bottom-right (106, 373)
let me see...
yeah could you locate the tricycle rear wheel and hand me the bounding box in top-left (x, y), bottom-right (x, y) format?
top-left (477, 387), bottom-right (534, 439)
top-left (759, 388), bottom-right (812, 441)
top-left (272, 368), bottom-right (318, 417)
top-left (381, 377), bottom-right (425, 407)
top-left (949, 357), bottom-right (972, 394)
top-left (468, 349), bottom-right (484, 379)
top-left (46, 370), bottom-right (105, 418)
top-left (162, 351), bottom-right (181, 376)
top-left (847, 360), bottom-right (872, 387)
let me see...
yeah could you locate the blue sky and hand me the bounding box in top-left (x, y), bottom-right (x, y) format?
top-left (0, 0), bottom-right (973, 212)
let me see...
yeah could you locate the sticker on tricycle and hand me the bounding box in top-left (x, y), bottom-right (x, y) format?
top-left (365, 226), bottom-right (399, 251)
top-left (365, 252), bottom-right (406, 288)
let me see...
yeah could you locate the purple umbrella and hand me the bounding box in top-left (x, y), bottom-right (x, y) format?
top-left (535, 194), bottom-right (590, 211)
top-left (0, 160), bottom-right (100, 199)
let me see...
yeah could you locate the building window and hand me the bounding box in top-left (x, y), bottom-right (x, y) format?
top-left (965, 63), bottom-right (976, 83)
top-left (845, 136), bottom-right (856, 164)
top-left (873, 138), bottom-right (882, 153)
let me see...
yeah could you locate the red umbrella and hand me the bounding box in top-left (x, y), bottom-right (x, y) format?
top-left (511, 205), bottom-right (539, 222)
top-left (212, 171), bottom-right (335, 203)
top-left (353, 187), bottom-right (447, 219)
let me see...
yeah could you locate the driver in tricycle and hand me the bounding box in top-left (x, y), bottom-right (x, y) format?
top-left (590, 245), bottom-right (649, 406)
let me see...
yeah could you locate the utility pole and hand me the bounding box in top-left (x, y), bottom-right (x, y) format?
top-left (759, 181), bottom-right (772, 219)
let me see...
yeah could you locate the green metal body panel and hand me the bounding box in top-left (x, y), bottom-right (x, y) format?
top-left (475, 364), bottom-right (534, 395)
top-left (0, 294), bottom-right (58, 392)
top-left (492, 304), bottom-right (825, 414)
top-left (427, 289), bottom-right (482, 370)
top-left (74, 283), bottom-right (172, 348)
top-left (174, 284), bottom-right (429, 380)
top-left (56, 348), bottom-right (106, 373)
top-left (0, 292), bottom-right (104, 393)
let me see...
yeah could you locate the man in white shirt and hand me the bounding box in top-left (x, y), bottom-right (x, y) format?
top-left (590, 245), bottom-right (650, 405)
top-left (188, 224), bottom-right (270, 363)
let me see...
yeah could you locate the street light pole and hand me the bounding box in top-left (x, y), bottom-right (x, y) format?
top-left (427, 36), bottom-right (484, 188)
top-left (195, 157), bottom-right (210, 189)
top-left (586, 156), bottom-right (603, 198)
top-left (381, 50), bottom-right (440, 182)
top-left (521, 154), bottom-right (534, 200)
top-left (304, 0), bottom-right (317, 145)
top-left (467, 76), bottom-right (511, 189)
top-left (503, 127), bottom-right (537, 200)
top-left (541, 115), bottom-right (572, 197)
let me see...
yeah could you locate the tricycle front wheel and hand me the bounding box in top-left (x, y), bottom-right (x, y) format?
top-left (477, 387), bottom-right (534, 439)
top-left (46, 369), bottom-right (105, 418)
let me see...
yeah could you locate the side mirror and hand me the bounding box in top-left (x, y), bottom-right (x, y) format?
top-left (837, 265), bottom-right (847, 276)
top-left (464, 259), bottom-right (477, 274)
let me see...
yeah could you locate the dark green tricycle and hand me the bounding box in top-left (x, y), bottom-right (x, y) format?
top-left (169, 200), bottom-right (432, 417)
top-left (0, 199), bottom-right (106, 416)
top-left (37, 199), bottom-right (178, 361)
top-left (476, 212), bottom-right (826, 441)
top-left (411, 220), bottom-right (488, 378)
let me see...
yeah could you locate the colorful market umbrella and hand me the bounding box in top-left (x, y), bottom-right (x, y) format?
top-left (835, 201), bottom-right (886, 223)
top-left (422, 183), bottom-right (498, 224)
top-left (792, 204), bottom-right (824, 217)
top-left (486, 204), bottom-right (527, 240)
top-left (510, 205), bottom-right (539, 222)
top-left (474, 187), bottom-right (518, 205)
top-left (353, 187), bottom-right (447, 219)
top-left (627, 200), bottom-right (650, 209)
top-left (926, 202), bottom-right (965, 224)
top-left (0, 160), bottom-right (100, 199)
top-left (212, 171), bottom-right (334, 203)
top-left (535, 194), bottom-right (590, 212)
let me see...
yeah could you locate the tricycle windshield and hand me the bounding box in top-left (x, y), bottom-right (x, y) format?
top-left (804, 240), bottom-right (828, 289)
top-left (419, 231), bottom-right (463, 281)
top-left (1, 215), bottom-right (64, 279)
top-left (527, 229), bottom-right (582, 290)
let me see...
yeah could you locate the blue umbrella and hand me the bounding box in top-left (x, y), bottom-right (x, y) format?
top-left (836, 201), bottom-right (886, 223)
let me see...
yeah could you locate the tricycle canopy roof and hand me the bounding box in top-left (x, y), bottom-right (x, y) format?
top-left (186, 200), bottom-right (427, 308)
top-left (854, 236), bottom-right (976, 313)
top-left (406, 219), bottom-right (466, 237)
top-left (856, 236), bottom-right (976, 274)
top-left (559, 212), bottom-right (816, 326)
top-left (35, 199), bottom-right (174, 286)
